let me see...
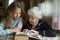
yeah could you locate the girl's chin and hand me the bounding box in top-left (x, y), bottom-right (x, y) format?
top-left (13, 18), bottom-right (19, 20)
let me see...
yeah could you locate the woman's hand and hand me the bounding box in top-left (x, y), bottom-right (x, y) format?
top-left (29, 30), bottom-right (39, 34)
top-left (23, 29), bottom-right (29, 32)
top-left (12, 27), bottom-right (20, 32)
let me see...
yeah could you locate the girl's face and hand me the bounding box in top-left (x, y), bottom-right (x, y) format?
top-left (12, 8), bottom-right (21, 20)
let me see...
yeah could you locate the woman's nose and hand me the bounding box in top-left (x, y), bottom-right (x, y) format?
top-left (17, 13), bottom-right (19, 16)
top-left (29, 18), bottom-right (32, 22)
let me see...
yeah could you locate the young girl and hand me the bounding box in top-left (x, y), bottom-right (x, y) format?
top-left (0, 1), bottom-right (27, 40)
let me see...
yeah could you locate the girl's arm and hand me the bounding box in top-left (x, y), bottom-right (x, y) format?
top-left (17, 18), bottom-right (23, 30)
top-left (0, 21), bottom-right (13, 35)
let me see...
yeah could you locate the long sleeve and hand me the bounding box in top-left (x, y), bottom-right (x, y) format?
top-left (17, 18), bottom-right (23, 29)
top-left (44, 21), bottom-right (56, 37)
top-left (38, 20), bottom-right (56, 37)
top-left (0, 21), bottom-right (13, 35)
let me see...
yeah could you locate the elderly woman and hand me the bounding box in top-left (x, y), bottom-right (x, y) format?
top-left (22, 7), bottom-right (56, 39)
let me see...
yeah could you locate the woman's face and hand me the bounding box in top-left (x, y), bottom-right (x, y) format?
top-left (29, 14), bottom-right (39, 26)
top-left (12, 8), bottom-right (21, 20)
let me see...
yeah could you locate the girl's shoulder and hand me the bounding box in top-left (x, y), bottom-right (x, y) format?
top-left (18, 17), bottom-right (22, 21)
top-left (0, 19), bottom-right (6, 27)
top-left (0, 19), bottom-right (6, 24)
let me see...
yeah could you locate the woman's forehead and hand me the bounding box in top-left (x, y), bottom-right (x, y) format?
top-left (29, 14), bottom-right (36, 18)
top-left (28, 13), bottom-right (34, 16)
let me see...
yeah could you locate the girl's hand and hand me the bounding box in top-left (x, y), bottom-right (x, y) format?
top-left (12, 27), bottom-right (20, 32)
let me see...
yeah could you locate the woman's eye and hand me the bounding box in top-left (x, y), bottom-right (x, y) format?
top-left (32, 17), bottom-right (34, 19)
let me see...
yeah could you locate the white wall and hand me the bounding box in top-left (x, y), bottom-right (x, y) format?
top-left (38, 0), bottom-right (53, 17)
top-left (38, 0), bottom-right (60, 30)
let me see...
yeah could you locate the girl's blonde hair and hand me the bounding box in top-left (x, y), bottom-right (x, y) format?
top-left (4, 1), bottom-right (28, 28)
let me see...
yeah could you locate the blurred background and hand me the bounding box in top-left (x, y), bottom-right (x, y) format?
top-left (0, 0), bottom-right (60, 39)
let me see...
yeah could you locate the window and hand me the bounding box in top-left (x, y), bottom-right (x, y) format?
top-left (8, 0), bottom-right (14, 5)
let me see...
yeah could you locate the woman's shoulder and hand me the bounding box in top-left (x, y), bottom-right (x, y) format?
top-left (39, 19), bottom-right (48, 24)
top-left (38, 19), bottom-right (50, 27)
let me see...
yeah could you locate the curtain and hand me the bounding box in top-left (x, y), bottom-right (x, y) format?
top-left (52, 0), bottom-right (60, 30)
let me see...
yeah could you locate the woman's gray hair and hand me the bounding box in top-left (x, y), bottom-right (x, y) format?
top-left (28, 6), bottom-right (42, 19)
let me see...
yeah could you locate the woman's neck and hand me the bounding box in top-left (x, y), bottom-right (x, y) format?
top-left (32, 19), bottom-right (39, 29)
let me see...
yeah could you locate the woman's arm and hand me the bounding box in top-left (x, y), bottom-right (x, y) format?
top-left (38, 20), bottom-right (56, 37)
top-left (44, 21), bottom-right (56, 37)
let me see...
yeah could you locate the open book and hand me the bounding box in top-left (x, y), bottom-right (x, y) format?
top-left (16, 32), bottom-right (41, 40)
